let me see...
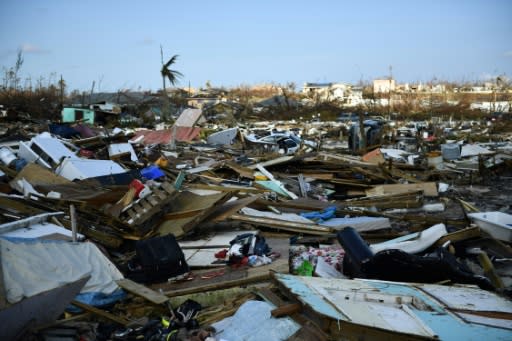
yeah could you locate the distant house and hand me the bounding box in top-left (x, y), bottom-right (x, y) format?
top-left (203, 101), bottom-right (243, 119)
top-left (61, 107), bottom-right (95, 124)
top-left (89, 101), bottom-right (121, 113)
top-left (345, 86), bottom-right (364, 107)
top-left (186, 87), bottom-right (228, 109)
top-left (68, 91), bottom-right (160, 108)
top-left (373, 79), bottom-right (396, 93)
top-left (302, 82), bottom-right (348, 101)
top-left (61, 107), bottom-right (119, 125)
top-left (187, 97), bottom-right (221, 109)
top-left (254, 95), bottom-right (300, 111)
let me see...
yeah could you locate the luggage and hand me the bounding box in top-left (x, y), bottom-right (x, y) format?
top-left (128, 234), bottom-right (189, 283)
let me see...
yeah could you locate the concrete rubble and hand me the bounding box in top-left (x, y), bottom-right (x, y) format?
top-left (0, 110), bottom-right (512, 340)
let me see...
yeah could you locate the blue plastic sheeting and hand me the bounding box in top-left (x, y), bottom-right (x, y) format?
top-left (300, 206), bottom-right (337, 223)
top-left (67, 288), bottom-right (126, 313)
top-left (141, 165), bottom-right (165, 180)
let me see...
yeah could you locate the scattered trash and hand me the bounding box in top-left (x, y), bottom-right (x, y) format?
top-left (0, 111), bottom-right (511, 340)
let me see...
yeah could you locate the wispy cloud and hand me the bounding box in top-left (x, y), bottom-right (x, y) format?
top-left (20, 43), bottom-right (49, 54)
top-left (504, 51), bottom-right (512, 57)
top-left (137, 37), bottom-right (155, 46)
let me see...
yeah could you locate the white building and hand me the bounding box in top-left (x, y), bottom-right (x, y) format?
top-left (302, 82), bottom-right (349, 101)
top-left (373, 79), bottom-right (396, 93)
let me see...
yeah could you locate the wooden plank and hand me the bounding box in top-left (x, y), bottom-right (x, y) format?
top-left (207, 195), bottom-right (260, 223)
top-left (230, 214), bottom-right (333, 235)
top-left (287, 321), bottom-right (329, 341)
top-left (70, 300), bottom-right (131, 326)
top-left (316, 152), bottom-right (371, 166)
top-left (366, 182), bottom-right (438, 197)
top-left (225, 161), bottom-right (255, 179)
top-left (330, 179), bottom-right (372, 188)
top-left (434, 226), bottom-right (481, 246)
top-left (158, 191), bottom-right (234, 236)
top-left (186, 183), bottom-right (264, 194)
top-left (147, 196), bottom-right (159, 206)
top-left (247, 156), bottom-right (295, 169)
top-left (163, 209), bottom-right (206, 220)
top-left (152, 189), bottom-right (167, 200)
top-left (271, 303), bottom-right (302, 317)
top-left (131, 204), bottom-right (145, 215)
top-left (161, 258), bottom-right (289, 297)
top-left (300, 173), bottom-right (334, 180)
top-left (116, 278), bottom-right (169, 305)
top-left (161, 181), bottom-right (176, 194)
top-left (140, 200), bottom-right (153, 211)
top-left (126, 209), bottom-right (137, 220)
top-left (253, 198), bottom-right (333, 211)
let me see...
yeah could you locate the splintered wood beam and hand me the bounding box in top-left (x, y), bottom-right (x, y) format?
top-left (229, 214), bottom-right (333, 235)
top-left (70, 300), bottom-right (131, 326)
top-left (225, 161), bottom-right (255, 179)
top-left (329, 179), bottom-right (373, 188)
top-left (116, 278), bottom-right (169, 305)
top-left (186, 183), bottom-right (264, 194)
top-left (271, 303), bottom-right (302, 317)
top-left (434, 226), bottom-right (481, 246)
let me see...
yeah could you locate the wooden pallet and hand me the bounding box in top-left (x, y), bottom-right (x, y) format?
top-left (121, 182), bottom-right (178, 230)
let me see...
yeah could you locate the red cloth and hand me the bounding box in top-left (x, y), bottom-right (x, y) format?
top-left (215, 249), bottom-right (228, 259)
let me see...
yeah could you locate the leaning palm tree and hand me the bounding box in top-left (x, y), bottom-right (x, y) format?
top-left (160, 46), bottom-right (183, 92)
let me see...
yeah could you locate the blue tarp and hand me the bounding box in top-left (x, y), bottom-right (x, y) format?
top-left (300, 206), bottom-right (337, 223)
top-left (141, 165), bottom-right (165, 180)
top-left (67, 288), bottom-right (126, 313)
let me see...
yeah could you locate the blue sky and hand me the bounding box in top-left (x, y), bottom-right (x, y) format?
top-left (1, 0), bottom-right (511, 92)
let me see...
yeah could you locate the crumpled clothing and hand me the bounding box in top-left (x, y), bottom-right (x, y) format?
top-left (248, 255), bottom-right (272, 267)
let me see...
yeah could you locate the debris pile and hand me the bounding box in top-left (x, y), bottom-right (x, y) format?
top-left (1, 111), bottom-right (512, 340)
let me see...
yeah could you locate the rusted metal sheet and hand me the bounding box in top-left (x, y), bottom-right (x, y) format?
top-left (131, 127), bottom-right (201, 144)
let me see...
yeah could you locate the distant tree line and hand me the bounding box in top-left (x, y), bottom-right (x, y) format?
top-left (2, 51), bottom-right (511, 123)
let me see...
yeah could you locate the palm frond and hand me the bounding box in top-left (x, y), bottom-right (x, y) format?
top-left (164, 54), bottom-right (179, 68)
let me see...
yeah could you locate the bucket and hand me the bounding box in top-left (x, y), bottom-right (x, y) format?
top-left (441, 143), bottom-right (460, 160)
top-left (0, 147), bottom-right (17, 166)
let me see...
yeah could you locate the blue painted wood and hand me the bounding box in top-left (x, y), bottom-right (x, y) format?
top-left (275, 274), bottom-right (345, 320)
top-left (275, 274), bottom-right (512, 340)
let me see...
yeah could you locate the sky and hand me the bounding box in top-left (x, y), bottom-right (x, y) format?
top-left (1, 0), bottom-right (511, 92)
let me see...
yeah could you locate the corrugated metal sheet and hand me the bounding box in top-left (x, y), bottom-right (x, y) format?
top-left (131, 127), bottom-right (201, 144)
top-left (174, 108), bottom-right (203, 127)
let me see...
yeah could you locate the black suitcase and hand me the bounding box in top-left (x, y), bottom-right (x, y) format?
top-left (129, 234), bottom-right (189, 283)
